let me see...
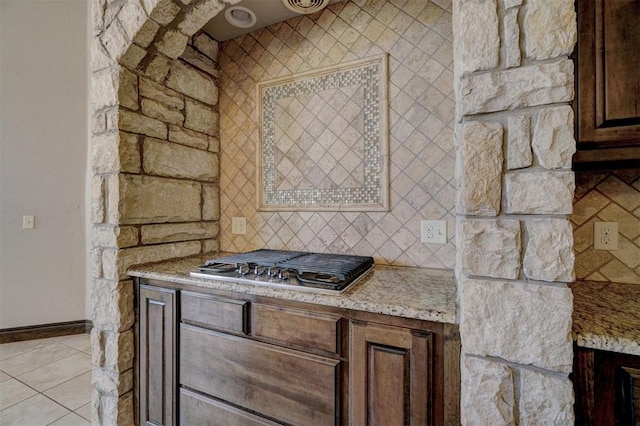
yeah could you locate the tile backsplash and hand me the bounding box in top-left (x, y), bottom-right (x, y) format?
top-left (219, 0), bottom-right (455, 268)
top-left (572, 169), bottom-right (640, 284)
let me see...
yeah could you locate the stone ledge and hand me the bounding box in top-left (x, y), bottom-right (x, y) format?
top-left (141, 222), bottom-right (219, 244)
top-left (142, 138), bottom-right (218, 181)
top-left (519, 369), bottom-right (574, 424)
top-left (453, 0), bottom-right (499, 75)
top-left (166, 61), bottom-right (218, 106)
top-left (458, 59), bottom-right (574, 116)
top-left (460, 355), bottom-right (515, 425)
top-left (91, 279), bottom-right (135, 332)
top-left (523, 218), bottom-right (575, 283)
top-left (523, 0), bottom-right (576, 61)
top-left (118, 174), bottom-right (202, 224)
top-left (532, 105), bottom-right (575, 169)
top-left (456, 121), bottom-right (503, 216)
top-left (459, 218), bottom-right (521, 280)
top-left (459, 278), bottom-right (573, 372)
top-left (505, 171), bottom-right (574, 214)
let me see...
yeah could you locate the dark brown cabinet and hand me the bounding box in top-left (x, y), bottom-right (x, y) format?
top-left (574, 0), bottom-right (640, 165)
top-left (138, 285), bottom-right (177, 426)
top-left (136, 279), bottom-right (459, 425)
top-left (178, 298), bottom-right (343, 425)
top-left (181, 324), bottom-right (340, 425)
top-left (573, 346), bottom-right (640, 425)
top-left (349, 321), bottom-right (433, 425)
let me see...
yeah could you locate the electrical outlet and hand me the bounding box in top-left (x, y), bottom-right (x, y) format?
top-left (22, 215), bottom-right (35, 229)
top-left (232, 217), bottom-right (246, 235)
top-left (593, 222), bottom-right (618, 250)
top-left (421, 220), bottom-right (447, 244)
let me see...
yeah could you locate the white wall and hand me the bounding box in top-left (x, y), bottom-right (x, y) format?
top-left (0, 0), bottom-right (88, 328)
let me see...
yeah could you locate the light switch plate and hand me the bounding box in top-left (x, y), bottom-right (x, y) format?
top-left (421, 220), bottom-right (447, 244)
top-left (593, 222), bottom-right (618, 250)
top-left (232, 217), bottom-right (246, 235)
top-left (22, 215), bottom-right (35, 229)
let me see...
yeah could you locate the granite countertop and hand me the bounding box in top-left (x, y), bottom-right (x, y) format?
top-left (570, 280), bottom-right (640, 356)
top-left (128, 253), bottom-right (457, 324)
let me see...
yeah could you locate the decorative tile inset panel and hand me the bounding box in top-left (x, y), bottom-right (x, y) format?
top-left (219, 1), bottom-right (456, 268)
top-left (572, 169), bottom-right (640, 285)
top-left (257, 55), bottom-right (389, 211)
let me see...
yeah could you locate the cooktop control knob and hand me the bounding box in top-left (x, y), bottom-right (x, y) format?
top-left (279, 269), bottom-right (290, 280)
top-left (254, 265), bottom-right (266, 276)
top-left (237, 263), bottom-right (250, 275)
top-left (267, 267), bottom-right (280, 278)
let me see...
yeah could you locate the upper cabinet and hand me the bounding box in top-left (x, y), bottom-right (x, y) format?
top-left (574, 0), bottom-right (640, 165)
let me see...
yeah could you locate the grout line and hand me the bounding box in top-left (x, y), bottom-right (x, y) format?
top-left (41, 389), bottom-right (80, 415)
top-left (0, 394), bottom-right (70, 420)
top-left (42, 369), bottom-right (93, 399)
top-left (13, 351), bottom-right (85, 386)
top-left (0, 340), bottom-right (65, 369)
top-left (74, 408), bottom-right (92, 422)
top-left (39, 392), bottom-right (73, 426)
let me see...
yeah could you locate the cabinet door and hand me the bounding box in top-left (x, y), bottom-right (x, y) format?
top-left (349, 321), bottom-right (433, 425)
top-left (574, 347), bottom-right (640, 425)
top-left (575, 0), bottom-right (640, 163)
top-left (619, 366), bottom-right (640, 426)
top-left (138, 285), bottom-right (176, 426)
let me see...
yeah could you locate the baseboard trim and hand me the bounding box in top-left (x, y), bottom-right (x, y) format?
top-left (0, 320), bottom-right (93, 344)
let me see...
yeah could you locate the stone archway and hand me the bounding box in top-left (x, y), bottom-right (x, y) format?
top-left (90, 0), bottom-right (238, 423)
top-left (90, 0), bottom-right (578, 424)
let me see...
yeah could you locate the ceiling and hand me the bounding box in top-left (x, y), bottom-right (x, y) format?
top-left (202, 0), bottom-right (343, 42)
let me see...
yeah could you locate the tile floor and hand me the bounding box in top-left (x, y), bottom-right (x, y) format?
top-left (0, 334), bottom-right (92, 425)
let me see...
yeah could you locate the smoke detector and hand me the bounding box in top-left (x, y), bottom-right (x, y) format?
top-left (281, 0), bottom-right (330, 14)
top-left (225, 6), bottom-right (257, 29)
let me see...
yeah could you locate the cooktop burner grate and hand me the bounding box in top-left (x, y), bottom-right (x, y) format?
top-left (192, 249), bottom-right (375, 293)
top-left (203, 250), bottom-right (307, 267)
top-left (277, 253), bottom-right (374, 281)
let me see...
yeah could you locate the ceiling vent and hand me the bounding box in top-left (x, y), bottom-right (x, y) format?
top-left (281, 0), bottom-right (330, 15)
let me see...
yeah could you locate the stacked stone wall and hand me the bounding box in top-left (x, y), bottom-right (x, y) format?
top-left (453, 0), bottom-right (576, 423)
top-left (90, 0), bottom-right (239, 423)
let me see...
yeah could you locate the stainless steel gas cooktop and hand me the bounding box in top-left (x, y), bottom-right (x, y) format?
top-left (190, 249), bottom-right (374, 293)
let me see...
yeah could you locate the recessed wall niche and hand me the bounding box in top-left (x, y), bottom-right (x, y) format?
top-left (257, 54), bottom-right (389, 211)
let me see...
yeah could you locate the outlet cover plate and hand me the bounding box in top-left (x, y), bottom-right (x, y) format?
top-left (594, 221), bottom-right (618, 250)
top-left (22, 215), bottom-right (35, 229)
top-left (421, 220), bottom-right (447, 244)
top-left (232, 217), bottom-right (246, 235)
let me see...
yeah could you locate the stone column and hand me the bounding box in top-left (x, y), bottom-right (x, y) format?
top-left (90, 2), bottom-right (138, 421)
top-left (90, 0), bottom-right (238, 423)
top-left (453, 0), bottom-right (577, 423)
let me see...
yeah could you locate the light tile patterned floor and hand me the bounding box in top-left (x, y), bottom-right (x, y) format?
top-left (0, 334), bottom-right (92, 425)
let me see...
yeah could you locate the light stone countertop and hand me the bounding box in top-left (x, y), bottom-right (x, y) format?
top-left (128, 253), bottom-right (457, 324)
top-left (570, 280), bottom-right (640, 356)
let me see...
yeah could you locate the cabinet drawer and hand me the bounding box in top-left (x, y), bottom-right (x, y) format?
top-left (252, 304), bottom-right (341, 355)
top-left (181, 291), bottom-right (248, 334)
top-left (180, 324), bottom-right (340, 426)
top-left (180, 388), bottom-right (279, 426)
